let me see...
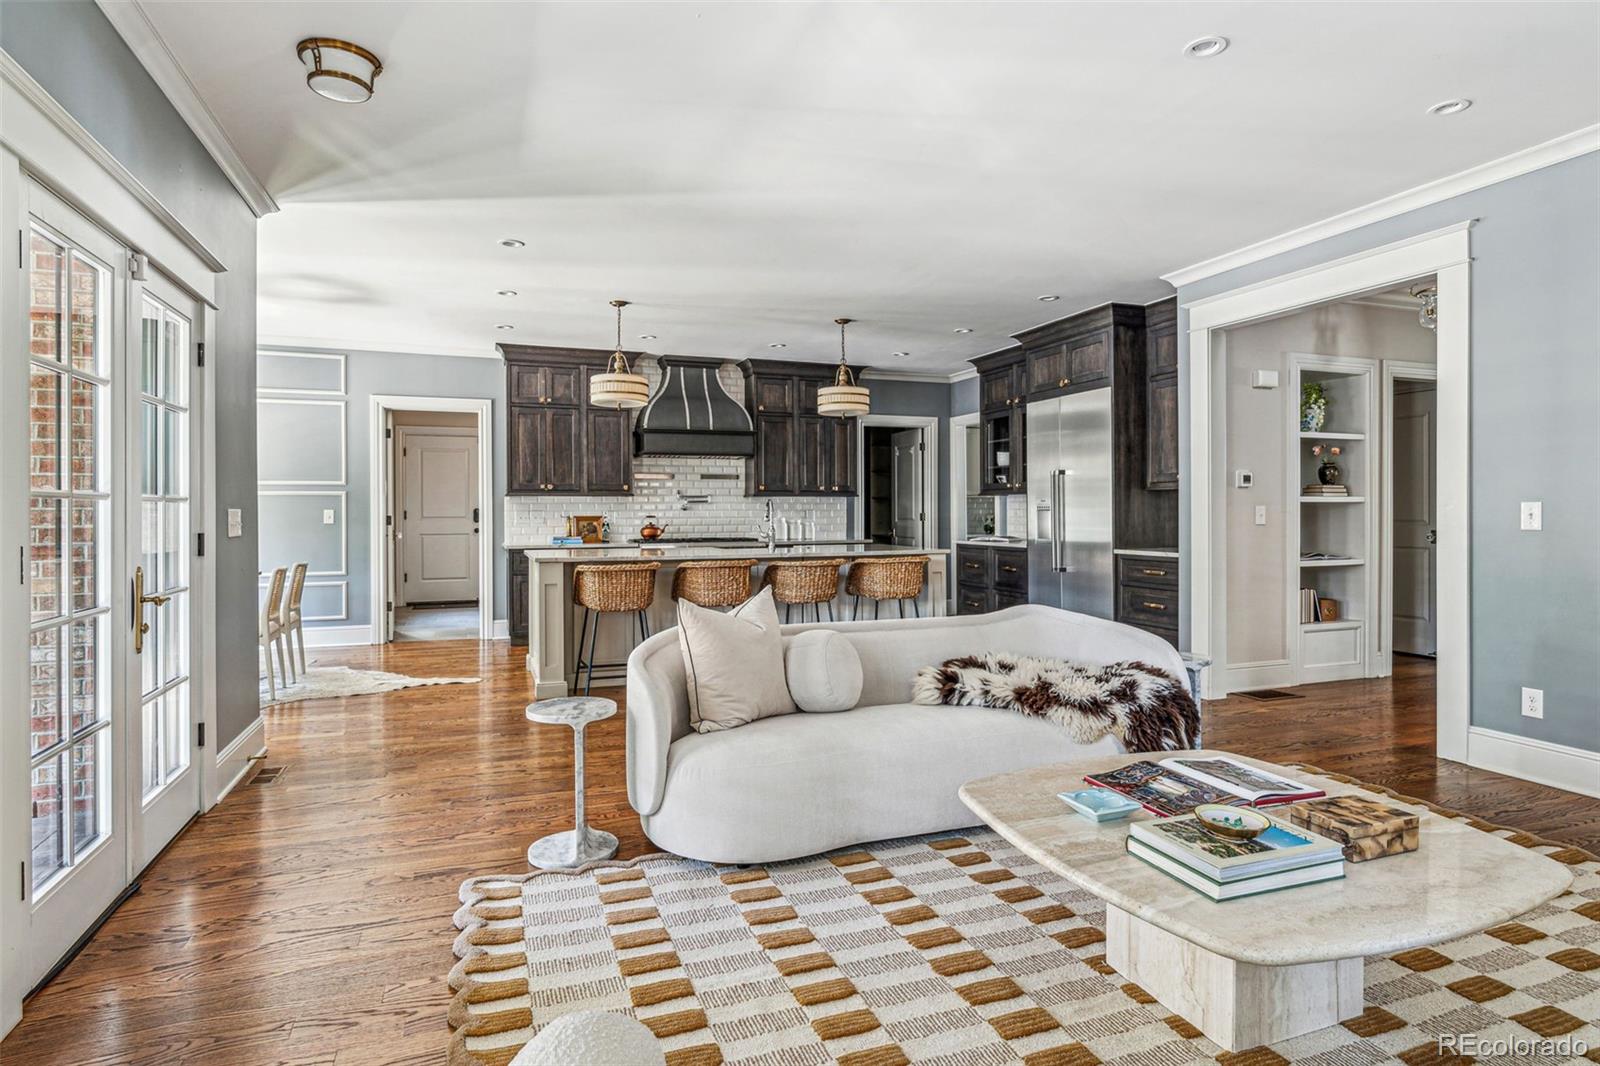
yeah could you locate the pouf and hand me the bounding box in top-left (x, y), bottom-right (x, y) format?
top-left (510, 1011), bottom-right (665, 1066)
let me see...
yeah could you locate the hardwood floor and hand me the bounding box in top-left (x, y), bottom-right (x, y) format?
top-left (3, 643), bottom-right (1595, 1064)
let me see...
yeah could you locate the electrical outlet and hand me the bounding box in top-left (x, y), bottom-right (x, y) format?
top-left (1254, 505), bottom-right (1267, 526)
top-left (1521, 687), bottom-right (1544, 719)
top-left (323, 508), bottom-right (336, 525)
top-left (1520, 501), bottom-right (1542, 531)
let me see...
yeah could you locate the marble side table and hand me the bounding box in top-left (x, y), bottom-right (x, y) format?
top-left (525, 697), bottom-right (619, 870)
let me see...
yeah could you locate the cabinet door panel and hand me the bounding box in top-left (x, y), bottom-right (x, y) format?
top-left (1028, 344), bottom-right (1068, 395)
top-left (753, 377), bottom-right (792, 414)
top-left (543, 407), bottom-right (582, 493)
top-left (1146, 375), bottom-right (1179, 490)
top-left (509, 569), bottom-right (528, 642)
top-left (797, 416), bottom-right (825, 493)
top-left (585, 408), bottom-right (633, 494)
top-left (1149, 323), bottom-right (1178, 375)
top-left (829, 418), bottom-right (855, 494)
top-left (957, 585), bottom-right (991, 615)
top-left (545, 366), bottom-right (583, 406)
top-left (1065, 330), bottom-right (1111, 388)
top-left (798, 378), bottom-right (821, 413)
top-left (508, 406), bottom-right (543, 493)
top-left (980, 367), bottom-right (1016, 412)
top-left (754, 412), bottom-right (795, 493)
top-left (509, 365), bottom-right (544, 403)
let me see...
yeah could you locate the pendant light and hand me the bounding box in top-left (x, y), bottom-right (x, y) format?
top-left (589, 299), bottom-right (650, 409)
top-left (816, 317), bottom-right (870, 417)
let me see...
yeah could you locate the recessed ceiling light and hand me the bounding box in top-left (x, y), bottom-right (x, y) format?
top-left (498, 238), bottom-right (525, 248)
top-left (1183, 35), bottom-right (1229, 59)
top-left (1427, 98), bottom-right (1472, 116)
top-left (892, 351), bottom-right (910, 358)
top-left (1037, 295), bottom-right (1060, 302)
top-left (495, 324), bottom-right (515, 331)
top-left (496, 289), bottom-right (517, 297)
top-left (768, 342), bottom-right (787, 349)
top-left (638, 334), bottom-right (656, 340)
top-left (953, 328), bottom-right (973, 334)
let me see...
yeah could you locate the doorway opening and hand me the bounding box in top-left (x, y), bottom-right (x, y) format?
top-left (369, 397), bottom-right (494, 643)
top-left (1383, 365), bottom-right (1439, 670)
top-left (851, 415), bottom-right (939, 549)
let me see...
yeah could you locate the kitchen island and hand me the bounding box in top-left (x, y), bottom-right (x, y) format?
top-left (512, 543), bottom-right (950, 696)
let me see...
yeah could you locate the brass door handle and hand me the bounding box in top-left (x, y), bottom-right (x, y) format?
top-left (132, 565), bottom-right (170, 654)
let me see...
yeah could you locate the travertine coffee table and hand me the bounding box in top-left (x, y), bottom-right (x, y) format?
top-left (960, 750), bottom-right (1573, 1052)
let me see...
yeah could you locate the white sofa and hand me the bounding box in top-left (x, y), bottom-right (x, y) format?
top-left (625, 603), bottom-right (1190, 864)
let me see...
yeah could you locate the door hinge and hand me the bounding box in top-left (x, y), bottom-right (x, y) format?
top-left (385, 427), bottom-right (392, 439)
top-left (196, 342), bottom-right (205, 367)
top-left (19, 861), bottom-right (24, 901)
top-left (403, 572), bottom-right (408, 584)
top-left (403, 509), bottom-right (407, 520)
top-left (18, 545), bottom-right (23, 584)
top-left (129, 252), bottom-right (148, 280)
top-left (17, 230), bottom-right (22, 269)
top-left (196, 532), bottom-right (205, 557)
top-left (197, 722), bottom-right (205, 749)
top-left (920, 441), bottom-right (926, 452)
top-left (385, 513), bottom-right (392, 527)
top-left (386, 600), bottom-right (393, 614)
top-left (402, 447), bottom-right (407, 457)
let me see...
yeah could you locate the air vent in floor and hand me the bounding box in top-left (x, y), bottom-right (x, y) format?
top-left (1233, 688), bottom-right (1304, 702)
top-left (250, 766), bottom-right (286, 785)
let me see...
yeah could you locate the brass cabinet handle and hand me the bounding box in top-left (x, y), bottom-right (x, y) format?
top-left (622, 483), bottom-right (629, 491)
top-left (1000, 565), bottom-right (1018, 573)
top-left (1142, 601), bottom-right (1167, 611)
top-left (757, 404), bottom-right (765, 411)
top-left (1141, 568), bottom-right (1168, 577)
top-left (1058, 377), bottom-right (1070, 388)
top-left (758, 484), bottom-right (766, 491)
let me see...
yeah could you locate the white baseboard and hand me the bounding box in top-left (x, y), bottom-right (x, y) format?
top-left (493, 618), bottom-right (510, 640)
top-left (301, 624), bottom-right (374, 648)
top-left (1466, 726), bottom-right (1600, 799)
top-left (213, 717), bottom-right (266, 806)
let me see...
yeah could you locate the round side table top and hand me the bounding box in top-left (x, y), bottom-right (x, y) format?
top-left (526, 696), bottom-right (618, 727)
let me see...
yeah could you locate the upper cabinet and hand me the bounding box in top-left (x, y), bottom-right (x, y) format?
top-left (499, 345), bottom-right (634, 495)
top-left (1144, 297), bottom-right (1179, 491)
top-left (972, 348), bottom-right (1026, 495)
top-left (739, 359), bottom-right (857, 497)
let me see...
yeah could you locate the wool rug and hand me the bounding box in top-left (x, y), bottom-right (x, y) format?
top-left (448, 771), bottom-right (1600, 1066)
top-left (260, 665), bottom-right (480, 705)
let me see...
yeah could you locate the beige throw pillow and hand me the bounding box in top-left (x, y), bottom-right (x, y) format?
top-left (677, 586), bottom-right (797, 733)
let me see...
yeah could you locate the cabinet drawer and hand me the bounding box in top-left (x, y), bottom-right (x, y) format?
top-left (956, 585), bottom-right (991, 616)
top-left (992, 548), bottom-right (1027, 591)
top-left (993, 587), bottom-right (1027, 612)
top-left (1130, 622), bottom-right (1178, 649)
top-left (1118, 555), bottom-right (1178, 590)
top-left (956, 548), bottom-right (991, 584)
top-left (1119, 583), bottom-right (1178, 628)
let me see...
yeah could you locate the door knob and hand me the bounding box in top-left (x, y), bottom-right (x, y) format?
top-left (1426, 530), bottom-right (1437, 543)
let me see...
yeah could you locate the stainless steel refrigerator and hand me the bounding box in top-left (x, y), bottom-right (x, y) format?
top-left (1026, 391), bottom-right (1114, 617)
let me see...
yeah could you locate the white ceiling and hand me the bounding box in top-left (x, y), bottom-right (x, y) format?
top-left (135, 1), bottom-right (1599, 371)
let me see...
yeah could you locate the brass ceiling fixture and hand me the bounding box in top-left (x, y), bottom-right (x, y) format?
top-left (816, 318), bottom-right (870, 418)
top-left (1410, 284), bottom-right (1439, 331)
top-left (590, 299), bottom-right (650, 410)
top-left (296, 38), bottom-right (383, 103)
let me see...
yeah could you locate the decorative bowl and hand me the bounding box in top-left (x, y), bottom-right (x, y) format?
top-left (1194, 803), bottom-right (1271, 840)
top-left (1058, 788), bottom-right (1141, 823)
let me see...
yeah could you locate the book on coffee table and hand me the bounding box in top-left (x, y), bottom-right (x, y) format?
top-left (1082, 761), bottom-right (1235, 817)
top-left (1157, 755), bottom-right (1325, 806)
top-left (1126, 839), bottom-right (1345, 900)
top-left (1127, 813), bottom-right (1345, 900)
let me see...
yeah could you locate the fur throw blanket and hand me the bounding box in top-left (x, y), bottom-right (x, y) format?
top-left (912, 653), bottom-right (1199, 752)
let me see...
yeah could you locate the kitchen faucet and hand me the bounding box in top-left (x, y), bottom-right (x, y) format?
top-left (758, 499), bottom-right (776, 550)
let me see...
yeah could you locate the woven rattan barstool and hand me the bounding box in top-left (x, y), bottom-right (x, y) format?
top-left (846, 555), bottom-right (930, 619)
top-left (760, 558), bottom-right (845, 623)
top-left (572, 562), bottom-right (661, 694)
top-left (671, 559), bottom-right (757, 610)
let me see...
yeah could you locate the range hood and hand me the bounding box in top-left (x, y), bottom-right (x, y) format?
top-left (634, 356), bottom-right (755, 457)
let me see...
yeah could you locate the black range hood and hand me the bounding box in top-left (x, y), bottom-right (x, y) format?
top-left (633, 356), bottom-right (755, 457)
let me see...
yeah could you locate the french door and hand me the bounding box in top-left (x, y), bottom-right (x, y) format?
top-left (16, 180), bottom-right (203, 989)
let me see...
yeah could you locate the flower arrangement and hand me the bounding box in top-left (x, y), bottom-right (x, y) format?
top-left (1311, 442), bottom-right (1343, 485)
top-left (1301, 382), bottom-right (1328, 432)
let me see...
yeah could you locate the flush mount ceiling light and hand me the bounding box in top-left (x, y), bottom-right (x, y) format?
top-left (953, 327), bottom-right (973, 334)
top-left (1037, 295), bottom-right (1060, 302)
top-left (638, 334), bottom-right (656, 340)
top-left (498, 238), bottom-right (525, 249)
top-left (767, 342), bottom-right (787, 349)
top-left (296, 38), bottom-right (383, 103)
top-left (892, 351), bottom-right (910, 358)
top-left (817, 318), bottom-right (870, 418)
top-left (1183, 35), bottom-right (1229, 59)
top-left (495, 324), bottom-right (515, 331)
top-left (1427, 98), bottom-right (1472, 116)
top-left (590, 299), bottom-right (650, 410)
top-left (496, 289), bottom-right (517, 297)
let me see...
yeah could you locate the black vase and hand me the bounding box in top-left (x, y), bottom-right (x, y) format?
top-left (1318, 460), bottom-right (1342, 486)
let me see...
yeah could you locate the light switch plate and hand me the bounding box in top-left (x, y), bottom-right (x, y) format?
top-left (323, 508), bottom-right (336, 525)
top-left (1520, 501), bottom-right (1542, 531)
top-left (1254, 505), bottom-right (1267, 526)
top-left (227, 508), bottom-right (243, 538)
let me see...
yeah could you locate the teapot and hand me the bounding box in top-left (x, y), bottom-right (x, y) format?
top-left (639, 516), bottom-right (668, 541)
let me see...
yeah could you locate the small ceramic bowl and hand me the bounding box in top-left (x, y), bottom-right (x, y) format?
top-left (1194, 803), bottom-right (1271, 840)
top-left (1058, 788), bottom-right (1141, 823)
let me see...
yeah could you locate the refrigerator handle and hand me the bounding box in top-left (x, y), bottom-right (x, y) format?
top-left (1051, 469), bottom-right (1064, 572)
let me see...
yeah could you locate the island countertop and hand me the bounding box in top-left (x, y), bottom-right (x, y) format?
top-left (511, 543), bottom-right (949, 562)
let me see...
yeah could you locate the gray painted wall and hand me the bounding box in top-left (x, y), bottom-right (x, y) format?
top-left (1177, 151), bottom-right (1600, 751)
top-left (258, 349), bottom-right (507, 627)
top-left (3, 1), bottom-right (260, 749)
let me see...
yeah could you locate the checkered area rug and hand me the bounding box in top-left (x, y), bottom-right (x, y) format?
top-left (448, 774), bottom-right (1600, 1066)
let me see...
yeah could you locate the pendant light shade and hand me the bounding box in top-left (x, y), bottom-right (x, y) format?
top-left (816, 317), bottom-right (870, 417)
top-left (590, 299), bottom-right (650, 409)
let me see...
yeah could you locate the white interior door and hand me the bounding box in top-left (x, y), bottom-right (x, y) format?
top-left (399, 430), bottom-right (480, 604)
top-left (17, 189), bottom-right (129, 987)
top-left (382, 410), bottom-right (396, 639)
top-left (1392, 384), bottom-right (1437, 656)
top-left (130, 274), bottom-right (202, 871)
top-left (890, 428), bottom-right (923, 546)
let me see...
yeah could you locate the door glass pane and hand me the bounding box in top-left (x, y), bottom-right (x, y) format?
top-left (69, 377), bottom-right (105, 493)
top-left (69, 617), bottom-right (107, 735)
top-left (71, 731), bottom-right (105, 858)
top-left (141, 305), bottom-right (159, 394)
top-left (141, 401), bottom-right (159, 495)
top-left (157, 593), bottom-right (189, 689)
top-left (162, 406), bottom-right (185, 496)
top-left (29, 626), bottom-right (62, 756)
top-left (68, 252), bottom-right (108, 377)
top-left (142, 698), bottom-right (161, 798)
top-left (163, 687), bottom-right (189, 780)
top-left (29, 368), bottom-right (61, 490)
top-left (29, 496), bottom-right (62, 622)
top-left (162, 309), bottom-right (187, 405)
top-left (31, 756), bottom-right (66, 890)
top-left (70, 498), bottom-right (107, 612)
top-left (29, 232), bottom-right (63, 364)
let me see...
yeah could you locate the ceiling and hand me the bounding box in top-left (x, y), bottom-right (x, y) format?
top-left (133, 1), bottom-right (1599, 371)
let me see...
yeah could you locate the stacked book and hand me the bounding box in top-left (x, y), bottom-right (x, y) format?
top-left (1300, 588), bottom-right (1340, 623)
top-left (1127, 815), bottom-right (1345, 900)
top-left (1302, 483), bottom-right (1349, 496)
top-left (1085, 755), bottom-right (1326, 816)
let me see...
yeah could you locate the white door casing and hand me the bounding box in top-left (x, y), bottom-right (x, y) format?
top-left (1391, 384), bottom-right (1438, 657)
top-left (398, 429), bottom-right (480, 605)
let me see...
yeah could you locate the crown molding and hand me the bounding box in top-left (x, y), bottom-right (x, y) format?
top-left (861, 367), bottom-right (968, 384)
top-left (95, 0), bottom-right (278, 218)
top-left (1163, 125), bottom-right (1600, 289)
top-left (257, 335), bottom-right (501, 360)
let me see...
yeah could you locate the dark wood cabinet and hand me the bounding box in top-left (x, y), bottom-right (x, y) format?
top-left (508, 550), bottom-right (530, 643)
top-left (972, 349), bottom-right (1026, 495)
top-left (500, 345), bottom-right (634, 497)
top-left (740, 359), bottom-right (857, 497)
top-left (1115, 553), bottom-right (1179, 647)
top-left (979, 357), bottom-right (1023, 413)
top-left (1144, 297), bottom-right (1179, 491)
top-left (956, 544), bottom-right (1028, 614)
top-left (1025, 326), bottom-right (1112, 399)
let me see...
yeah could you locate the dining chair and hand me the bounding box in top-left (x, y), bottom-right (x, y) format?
top-left (260, 566), bottom-right (289, 700)
top-left (279, 562), bottom-right (309, 678)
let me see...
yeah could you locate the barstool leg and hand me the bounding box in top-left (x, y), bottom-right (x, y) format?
top-left (785, 604), bottom-right (792, 624)
top-left (874, 599), bottom-right (880, 620)
top-left (825, 601), bottom-right (833, 622)
top-left (585, 612), bottom-right (601, 695)
top-left (643, 610), bottom-right (652, 639)
top-left (852, 594), bottom-right (860, 620)
top-left (912, 597), bottom-right (920, 618)
top-left (575, 608), bottom-right (591, 675)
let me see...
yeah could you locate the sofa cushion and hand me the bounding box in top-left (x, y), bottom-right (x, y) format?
top-left (641, 700), bottom-right (1123, 864)
top-left (676, 587), bottom-right (796, 733)
top-left (784, 630), bottom-right (863, 713)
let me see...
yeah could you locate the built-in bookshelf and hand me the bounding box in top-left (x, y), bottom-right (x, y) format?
top-left (1293, 356), bottom-right (1377, 684)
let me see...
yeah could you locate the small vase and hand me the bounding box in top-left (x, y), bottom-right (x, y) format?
top-left (1301, 405), bottom-right (1326, 433)
top-left (1318, 460), bottom-right (1342, 486)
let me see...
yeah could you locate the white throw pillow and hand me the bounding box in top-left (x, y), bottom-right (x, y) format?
top-left (784, 629), bottom-right (863, 713)
top-left (677, 586), bottom-right (797, 733)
